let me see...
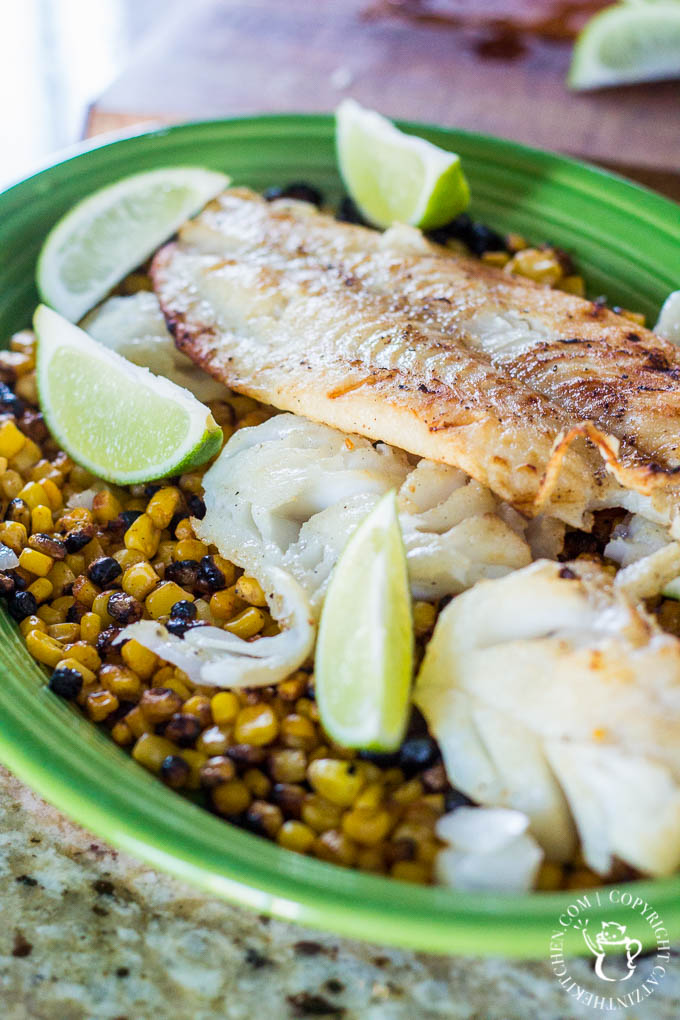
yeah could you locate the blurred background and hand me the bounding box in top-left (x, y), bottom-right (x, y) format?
top-left (2, 0), bottom-right (679, 196)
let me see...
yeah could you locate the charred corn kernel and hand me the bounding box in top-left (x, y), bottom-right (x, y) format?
top-left (125, 705), bottom-right (152, 739)
top-left (560, 274), bottom-right (585, 297)
top-left (0, 420), bottom-right (26, 459)
top-left (154, 540), bottom-right (175, 567)
top-left (193, 598), bottom-right (212, 622)
top-left (233, 704), bottom-right (279, 746)
top-left (481, 250), bottom-right (510, 268)
top-left (113, 548), bottom-right (146, 570)
top-left (415, 839), bottom-right (439, 867)
top-left (179, 471), bottom-right (203, 495)
top-left (313, 830), bottom-right (358, 867)
top-left (277, 672), bottom-right (307, 702)
top-left (10, 330), bottom-right (36, 355)
top-left (0, 349), bottom-right (34, 375)
top-left (162, 674), bottom-right (191, 701)
top-left (208, 587), bottom-right (242, 621)
top-left (391, 778), bottom-right (424, 805)
top-left (41, 478), bottom-right (62, 510)
top-left (25, 630), bottom-right (64, 667)
top-left (269, 749), bottom-right (307, 784)
top-left (243, 768), bottom-right (271, 798)
top-left (47, 622), bottom-right (79, 643)
top-left (125, 495), bottom-right (147, 512)
top-left (355, 783), bottom-right (384, 811)
top-left (91, 591), bottom-right (113, 626)
top-left (132, 733), bottom-right (178, 773)
top-left (0, 520), bottom-right (27, 553)
top-left (307, 759), bottom-right (365, 807)
top-left (140, 687), bottom-right (183, 724)
top-left (294, 697), bottom-right (318, 721)
top-left (211, 555), bottom-right (236, 586)
top-left (15, 373), bottom-right (38, 404)
top-left (279, 714), bottom-right (317, 750)
top-left (121, 639), bottom-right (157, 680)
top-left (92, 489), bottom-right (122, 523)
top-left (506, 232), bottom-right (527, 253)
top-left (179, 749), bottom-right (208, 790)
top-left (391, 861), bottom-right (429, 883)
top-left (0, 470), bottom-right (22, 500)
top-left (342, 808), bottom-right (393, 846)
top-left (111, 720), bottom-right (134, 746)
top-left (56, 657), bottom-right (97, 685)
top-left (18, 547), bottom-right (52, 576)
top-left (82, 537), bottom-right (105, 566)
top-left (223, 607), bottom-right (266, 639)
top-left (197, 725), bottom-right (231, 756)
top-left (52, 596), bottom-right (75, 617)
top-left (210, 691), bottom-right (240, 726)
top-left (30, 459), bottom-right (54, 482)
top-left (69, 465), bottom-right (95, 489)
top-left (122, 561), bottom-right (159, 601)
top-left (234, 575), bottom-right (267, 606)
top-left (86, 690), bottom-right (119, 722)
top-left (65, 553), bottom-right (86, 575)
top-left (301, 794), bottom-right (343, 833)
top-left (357, 847), bottom-right (386, 873)
top-left (535, 862), bottom-right (564, 891)
top-left (276, 820), bottom-right (315, 854)
top-left (19, 615), bottom-right (47, 637)
top-left (58, 506), bottom-right (92, 530)
top-left (506, 248), bottom-right (562, 286)
top-left (30, 504), bottom-right (53, 534)
top-left (620, 309), bottom-right (646, 327)
top-left (173, 538), bottom-right (208, 561)
top-left (146, 486), bottom-right (181, 529)
top-left (80, 612), bottom-right (101, 645)
top-left (153, 665), bottom-right (175, 687)
top-left (174, 518), bottom-right (193, 541)
top-left (27, 577), bottom-right (53, 603)
top-left (246, 800), bottom-right (283, 838)
top-left (72, 579), bottom-right (99, 607)
top-left (17, 481), bottom-right (47, 511)
top-left (145, 580), bottom-right (194, 619)
top-left (124, 514), bottom-right (160, 558)
top-left (37, 605), bottom-right (62, 626)
top-left (413, 601), bottom-right (436, 636)
top-left (47, 561), bottom-right (76, 598)
top-left (212, 779), bottom-right (252, 815)
top-left (64, 641), bottom-right (101, 672)
top-left (100, 663), bottom-right (143, 701)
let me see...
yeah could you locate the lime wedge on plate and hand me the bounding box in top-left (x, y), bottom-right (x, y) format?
top-left (37, 167), bottom-right (230, 322)
top-left (315, 490), bottom-right (414, 751)
top-left (336, 98), bottom-right (470, 230)
top-left (35, 305), bottom-right (222, 484)
top-left (569, 2), bottom-right (680, 90)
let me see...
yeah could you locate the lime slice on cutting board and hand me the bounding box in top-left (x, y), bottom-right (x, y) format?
top-left (37, 166), bottom-right (230, 322)
top-left (569, 2), bottom-right (680, 90)
top-left (315, 490), bottom-right (414, 751)
top-left (35, 305), bottom-right (222, 484)
top-left (335, 98), bottom-right (470, 230)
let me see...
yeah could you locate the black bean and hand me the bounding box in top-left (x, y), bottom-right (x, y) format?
top-left (0, 382), bottom-right (24, 417)
top-left (97, 626), bottom-right (122, 656)
top-left (165, 617), bottom-right (194, 637)
top-left (160, 754), bottom-right (190, 789)
top-left (144, 484), bottom-right (162, 498)
top-left (163, 712), bottom-right (202, 746)
top-left (444, 787), bottom-right (475, 812)
top-left (118, 509), bottom-right (143, 530)
top-left (467, 221), bottom-right (507, 256)
top-left (6, 498), bottom-right (30, 528)
top-left (64, 525), bottom-right (95, 553)
top-left (0, 572), bottom-right (15, 597)
top-left (7, 590), bottom-right (37, 621)
top-left (170, 599), bottom-right (196, 621)
top-left (227, 744), bottom-right (266, 765)
top-left (107, 591), bottom-right (143, 625)
top-left (168, 512), bottom-right (186, 538)
top-left (18, 409), bottom-right (48, 442)
top-left (358, 748), bottom-right (400, 767)
top-left (48, 666), bottom-right (83, 700)
top-left (336, 195), bottom-right (366, 224)
top-left (66, 603), bottom-right (87, 623)
top-left (87, 557), bottom-right (122, 588)
top-left (197, 555), bottom-right (226, 593)
top-left (264, 182), bottom-right (323, 206)
top-left (165, 559), bottom-right (200, 588)
top-left (186, 493), bottom-right (206, 519)
top-left (398, 736), bottom-right (439, 776)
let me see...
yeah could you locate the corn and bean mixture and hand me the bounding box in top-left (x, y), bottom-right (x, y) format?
top-left (0, 193), bottom-right (646, 890)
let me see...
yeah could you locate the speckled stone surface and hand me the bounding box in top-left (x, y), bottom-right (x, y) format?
top-left (0, 765), bottom-right (677, 1020)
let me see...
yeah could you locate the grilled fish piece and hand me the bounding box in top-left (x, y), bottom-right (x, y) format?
top-left (151, 188), bottom-right (680, 529)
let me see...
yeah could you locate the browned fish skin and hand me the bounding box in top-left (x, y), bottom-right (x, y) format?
top-left (151, 189), bottom-right (680, 528)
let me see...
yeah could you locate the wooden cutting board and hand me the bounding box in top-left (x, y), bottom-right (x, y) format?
top-left (87, 0), bottom-right (680, 200)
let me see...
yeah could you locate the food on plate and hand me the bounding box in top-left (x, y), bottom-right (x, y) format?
top-left (4, 106), bottom-right (680, 895)
top-left (152, 187), bottom-right (680, 532)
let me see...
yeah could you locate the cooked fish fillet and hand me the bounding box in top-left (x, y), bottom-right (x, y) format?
top-left (151, 188), bottom-right (680, 529)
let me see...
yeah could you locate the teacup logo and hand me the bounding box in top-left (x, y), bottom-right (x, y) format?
top-left (549, 888), bottom-right (670, 1010)
top-left (575, 920), bottom-right (642, 982)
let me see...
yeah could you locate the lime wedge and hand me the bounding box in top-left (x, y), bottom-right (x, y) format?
top-left (569, 2), bottom-right (680, 90)
top-left (336, 99), bottom-right (470, 230)
top-left (315, 490), bottom-right (414, 751)
top-left (35, 305), bottom-right (222, 484)
top-left (37, 167), bottom-right (230, 322)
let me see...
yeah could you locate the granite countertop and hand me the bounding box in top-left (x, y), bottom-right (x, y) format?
top-left (0, 765), bottom-right (677, 1020)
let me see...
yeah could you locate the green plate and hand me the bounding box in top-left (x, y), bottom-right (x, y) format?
top-left (0, 116), bottom-right (679, 958)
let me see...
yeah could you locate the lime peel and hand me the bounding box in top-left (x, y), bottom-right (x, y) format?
top-left (37, 166), bottom-right (230, 322)
top-left (336, 99), bottom-right (470, 230)
top-left (34, 304), bottom-right (222, 485)
top-left (315, 489), bottom-right (414, 752)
